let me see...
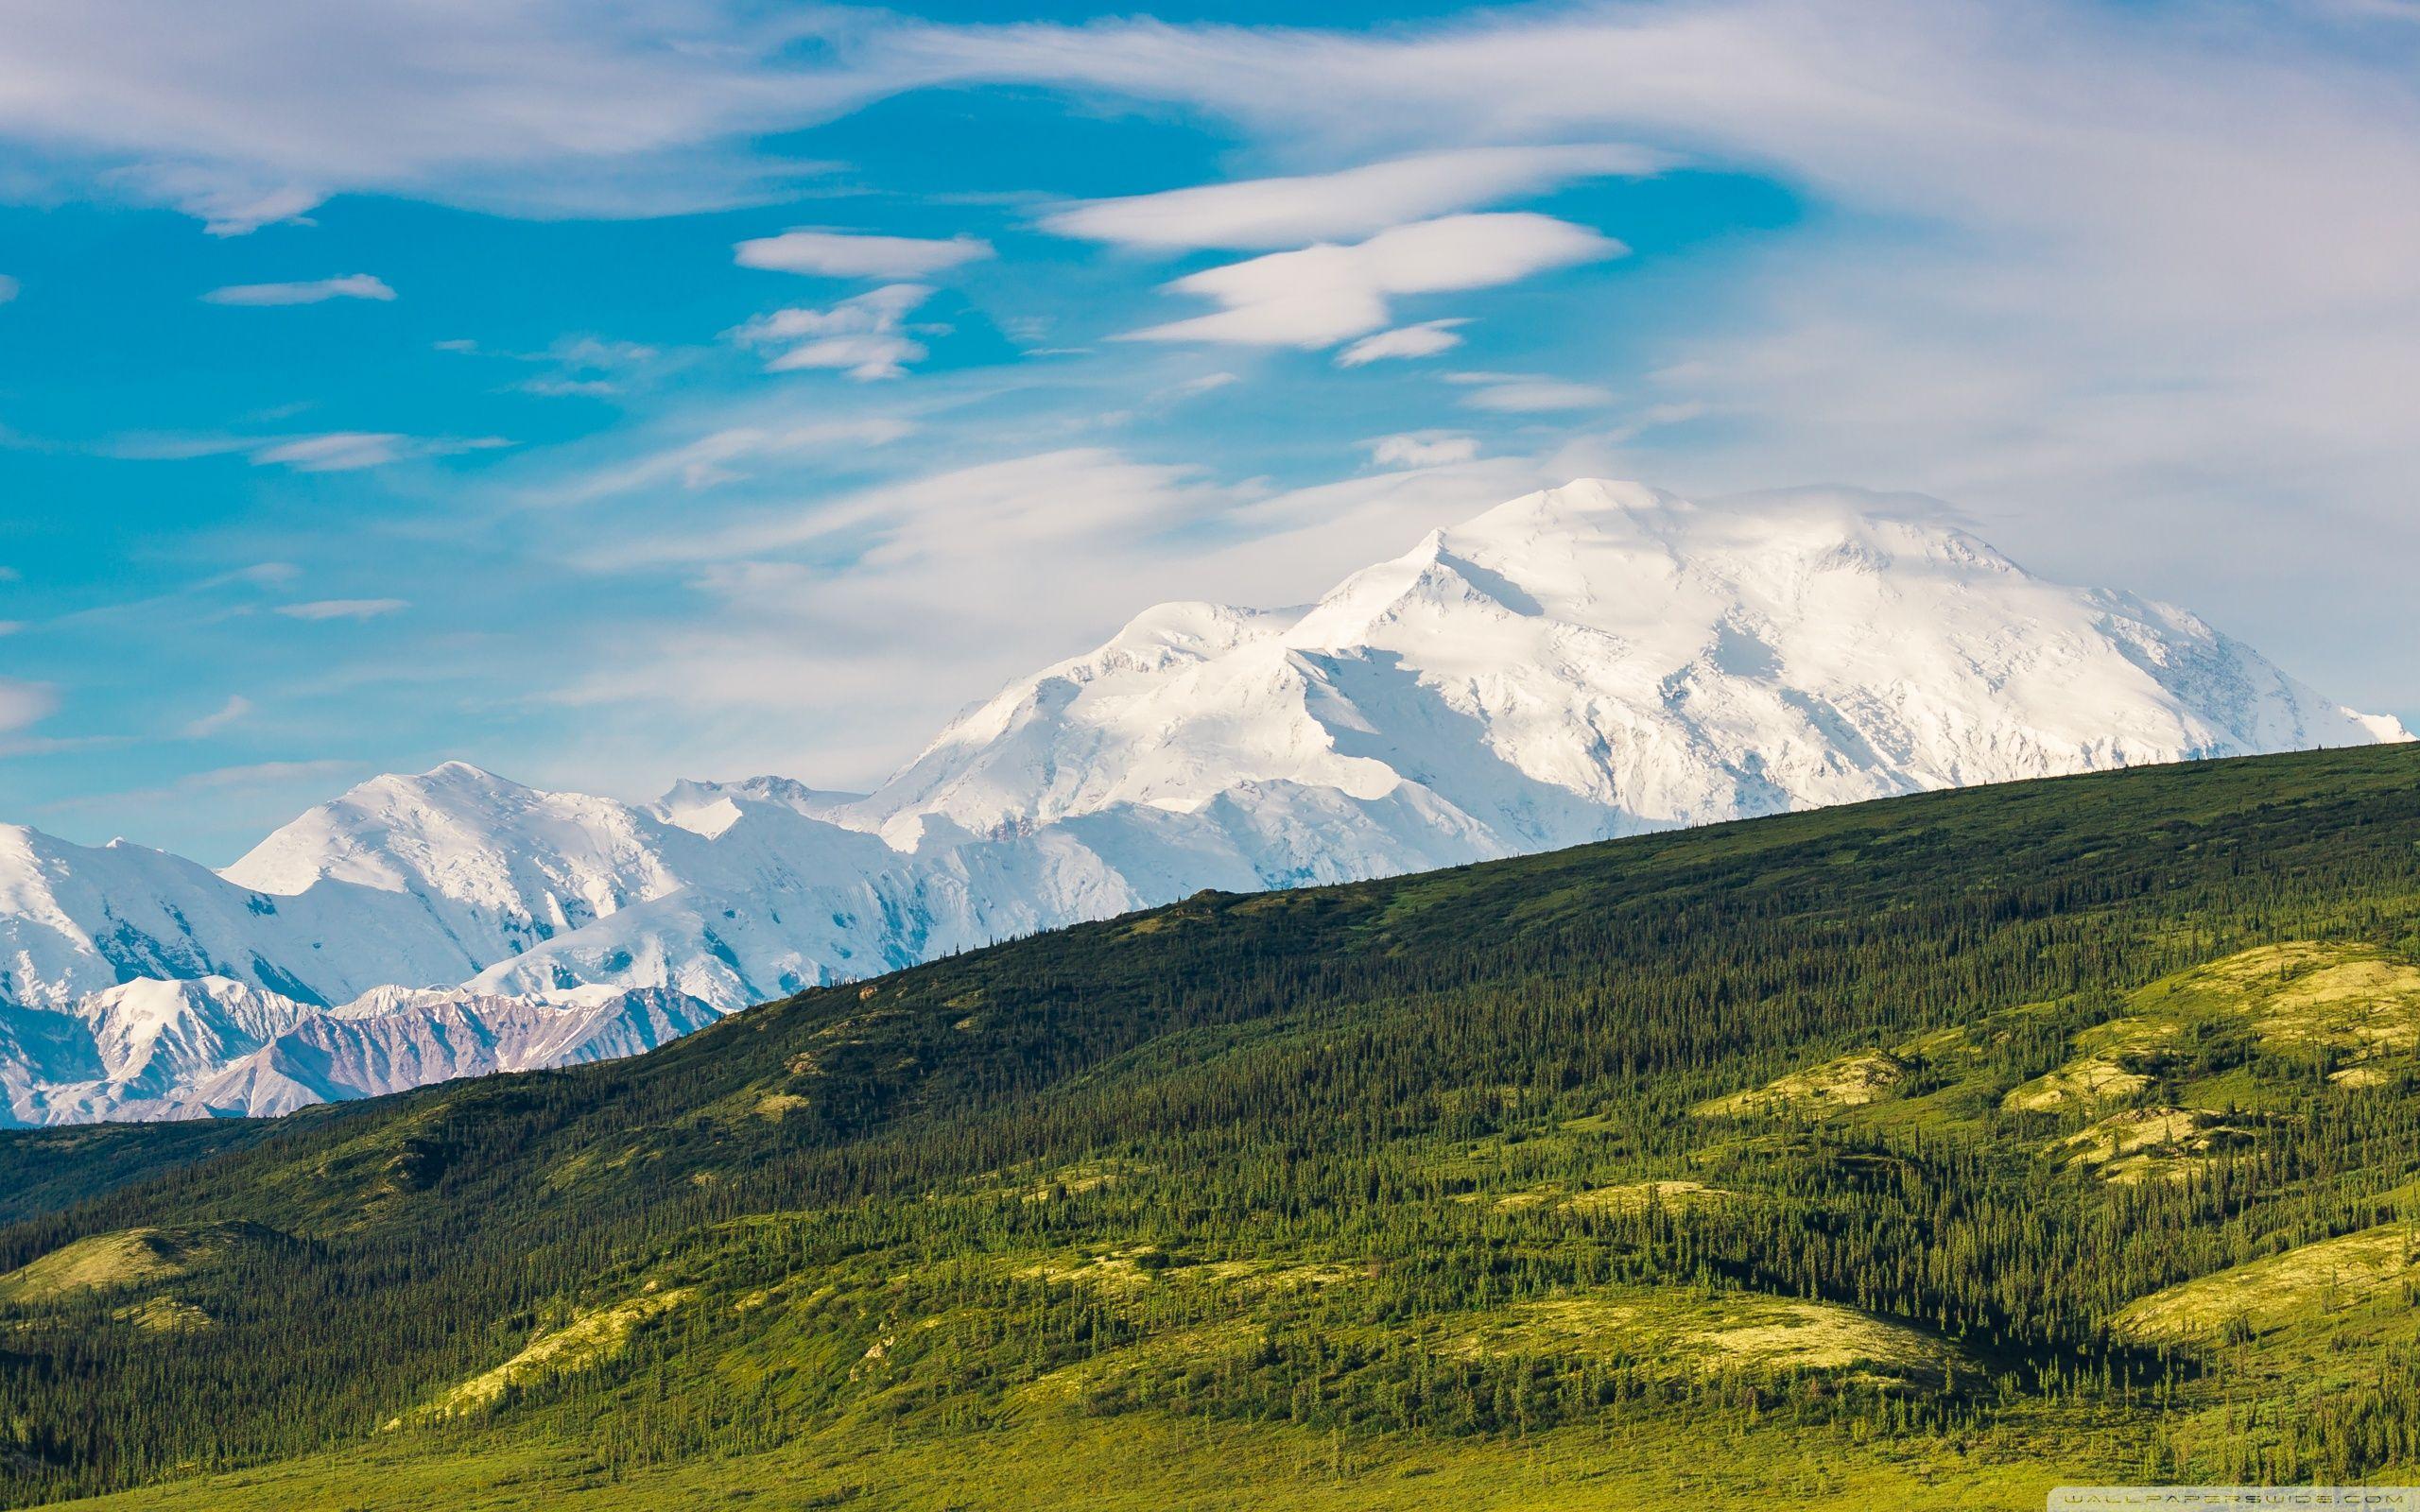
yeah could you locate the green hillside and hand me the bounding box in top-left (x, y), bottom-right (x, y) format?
top-left (5, 746), bottom-right (2420, 1509)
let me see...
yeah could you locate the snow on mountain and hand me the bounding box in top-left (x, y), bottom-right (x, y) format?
top-left (854, 481), bottom-right (2400, 855)
top-left (72, 976), bottom-right (320, 1101)
top-left (221, 760), bottom-right (694, 957)
top-left (176, 986), bottom-right (722, 1121)
top-left (1, 480), bottom-right (2405, 1125)
top-left (2, 977), bottom-right (722, 1124)
top-left (0, 822), bottom-right (500, 1011)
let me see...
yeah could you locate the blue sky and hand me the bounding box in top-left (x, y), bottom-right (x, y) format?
top-left (4, 0), bottom-right (2417, 863)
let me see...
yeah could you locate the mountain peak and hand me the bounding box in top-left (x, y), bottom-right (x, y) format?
top-left (416, 759), bottom-right (516, 786)
top-left (1456, 476), bottom-right (1680, 540)
top-left (1099, 600), bottom-right (1299, 663)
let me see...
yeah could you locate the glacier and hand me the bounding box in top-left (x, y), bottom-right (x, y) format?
top-left (2, 481), bottom-right (2405, 1124)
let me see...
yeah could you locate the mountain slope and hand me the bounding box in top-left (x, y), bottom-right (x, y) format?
top-left (2, 745), bottom-right (2417, 1509)
top-left (0, 481), bottom-right (2404, 1125)
top-left (0, 825), bottom-right (478, 1012)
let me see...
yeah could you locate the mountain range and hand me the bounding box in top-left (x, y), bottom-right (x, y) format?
top-left (3, 479), bottom-right (2404, 1123)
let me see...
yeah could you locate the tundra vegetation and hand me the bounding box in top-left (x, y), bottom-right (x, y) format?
top-left (3, 746), bottom-right (2418, 1509)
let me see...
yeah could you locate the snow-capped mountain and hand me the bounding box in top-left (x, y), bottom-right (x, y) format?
top-left (1, 481), bottom-right (2404, 1125)
top-left (0, 975), bottom-right (721, 1125)
top-left (855, 481), bottom-right (2400, 851)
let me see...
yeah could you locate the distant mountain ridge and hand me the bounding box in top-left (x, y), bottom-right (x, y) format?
top-left (2, 480), bottom-right (2403, 1124)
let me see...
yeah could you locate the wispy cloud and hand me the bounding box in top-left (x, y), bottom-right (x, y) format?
top-left (438, 334), bottom-right (663, 398)
top-left (38, 759), bottom-right (363, 815)
top-left (545, 416), bottom-right (917, 503)
top-left (1041, 145), bottom-right (1663, 250)
top-left (217, 561), bottom-right (299, 588)
top-left (544, 442), bottom-right (1586, 793)
top-left (277, 598), bottom-right (408, 621)
top-left (201, 273), bottom-right (395, 306)
top-left (0, 715), bottom-right (121, 760)
top-left (1367, 431), bottom-right (1479, 467)
top-left (610, 446), bottom-right (1236, 570)
top-left (735, 230), bottom-right (992, 279)
top-left (728, 284), bottom-right (937, 379)
top-left (1162, 371), bottom-right (1239, 400)
top-left (251, 432), bottom-right (510, 472)
top-left (546, 448), bottom-right (1247, 747)
top-left (0, 4), bottom-right (879, 230)
top-left (180, 694), bottom-right (251, 737)
top-left (106, 430), bottom-right (510, 472)
top-left (0, 678), bottom-right (57, 736)
top-left (1131, 215), bottom-right (1620, 349)
top-left (107, 166), bottom-right (327, 236)
top-left (0, 274), bottom-right (18, 304)
top-left (1448, 372), bottom-right (1616, 413)
top-left (1337, 318), bottom-right (1468, 368)
top-left (889, 3), bottom-right (2420, 584)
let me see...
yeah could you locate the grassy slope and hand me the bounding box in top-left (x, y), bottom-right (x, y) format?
top-left (6, 746), bottom-right (2420, 1509)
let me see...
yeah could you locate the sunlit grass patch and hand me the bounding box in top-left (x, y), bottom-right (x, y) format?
top-left (2048, 1106), bottom-right (2263, 1183)
top-left (2114, 1223), bottom-right (2420, 1345)
top-left (0, 1222), bottom-right (284, 1305)
top-left (394, 1286), bottom-right (696, 1425)
top-left (1444, 1287), bottom-right (1973, 1391)
top-left (1694, 1052), bottom-right (1911, 1117)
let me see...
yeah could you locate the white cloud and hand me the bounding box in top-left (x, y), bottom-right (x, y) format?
top-left (1449, 372), bottom-right (1616, 412)
top-left (111, 432), bottom-right (509, 471)
top-left (1367, 431), bottom-right (1479, 468)
top-left (1606, 400), bottom-right (1710, 442)
top-left (569, 442), bottom-right (1565, 686)
top-left (1164, 371), bottom-right (1239, 399)
top-left (728, 284), bottom-right (936, 379)
top-left (0, 3), bottom-right (884, 230)
top-left (735, 230), bottom-right (993, 279)
top-left (624, 447), bottom-right (1238, 569)
top-left (523, 377), bottom-right (619, 398)
top-left (547, 448), bottom-right (1255, 759)
top-left (440, 334), bottom-right (662, 397)
top-left (880, 3), bottom-right (2420, 702)
top-left (277, 597), bottom-right (408, 621)
top-left (180, 759), bottom-right (358, 789)
top-left (106, 166), bottom-right (327, 236)
top-left (545, 416), bottom-right (916, 503)
top-left (180, 694), bottom-right (251, 737)
top-left (251, 432), bottom-right (509, 472)
top-left (1040, 144), bottom-right (1665, 250)
top-left (0, 678), bottom-right (57, 734)
top-left (537, 442), bottom-right (1601, 804)
top-left (202, 273), bottom-right (395, 306)
top-left (0, 274), bottom-right (18, 303)
top-left (1337, 318), bottom-right (1468, 368)
top-left (41, 759), bottom-right (365, 816)
top-left (251, 434), bottom-right (403, 472)
top-left (552, 336), bottom-right (657, 369)
top-left (1132, 214), bottom-right (1620, 349)
top-left (0, 678), bottom-right (114, 758)
top-left (9, 0), bottom-right (2420, 765)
